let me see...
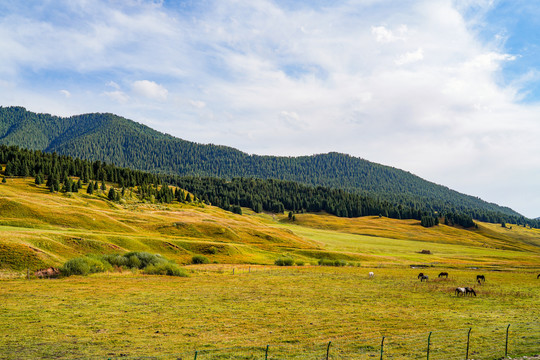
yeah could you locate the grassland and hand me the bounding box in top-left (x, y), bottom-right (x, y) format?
top-left (0, 177), bottom-right (539, 359)
top-left (1, 267), bottom-right (539, 359)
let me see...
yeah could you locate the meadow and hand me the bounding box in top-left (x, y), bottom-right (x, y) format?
top-left (1, 266), bottom-right (539, 359)
top-left (0, 178), bottom-right (539, 359)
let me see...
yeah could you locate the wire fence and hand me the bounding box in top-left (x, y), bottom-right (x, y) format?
top-left (96, 322), bottom-right (539, 360)
top-left (1, 322), bottom-right (537, 359)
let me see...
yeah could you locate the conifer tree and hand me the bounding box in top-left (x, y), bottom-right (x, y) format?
top-left (87, 182), bottom-right (94, 195)
top-left (108, 188), bottom-right (116, 201)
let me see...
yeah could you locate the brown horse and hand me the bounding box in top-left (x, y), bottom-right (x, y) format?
top-left (465, 287), bottom-right (477, 296)
top-left (438, 272), bottom-right (448, 278)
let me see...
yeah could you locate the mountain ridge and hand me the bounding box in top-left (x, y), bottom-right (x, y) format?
top-left (0, 106), bottom-right (522, 219)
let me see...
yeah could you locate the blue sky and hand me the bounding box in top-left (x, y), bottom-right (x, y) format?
top-left (1, 0), bottom-right (539, 218)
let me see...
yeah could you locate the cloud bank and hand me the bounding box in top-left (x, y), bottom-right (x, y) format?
top-left (0, 0), bottom-right (539, 217)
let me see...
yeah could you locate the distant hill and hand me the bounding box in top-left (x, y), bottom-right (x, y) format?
top-left (0, 106), bottom-right (523, 220)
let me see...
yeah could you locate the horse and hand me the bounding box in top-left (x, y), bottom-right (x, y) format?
top-left (537, 274), bottom-right (540, 279)
top-left (417, 272), bottom-right (424, 279)
top-left (455, 287), bottom-right (466, 296)
top-left (465, 287), bottom-right (477, 297)
top-left (476, 275), bottom-right (485, 283)
top-left (438, 272), bottom-right (448, 278)
top-left (369, 272), bottom-right (374, 278)
top-left (420, 275), bottom-right (429, 282)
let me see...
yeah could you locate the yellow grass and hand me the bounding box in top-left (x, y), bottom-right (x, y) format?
top-left (0, 177), bottom-right (539, 358)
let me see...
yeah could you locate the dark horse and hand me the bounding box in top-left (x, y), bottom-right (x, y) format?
top-left (537, 274), bottom-right (540, 279)
top-left (420, 275), bottom-right (429, 282)
top-left (465, 287), bottom-right (477, 296)
top-left (417, 272), bottom-right (424, 279)
top-left (438, 272), bottom-right (448, 278)
top-left (476, 275), bottom-right (485, 283)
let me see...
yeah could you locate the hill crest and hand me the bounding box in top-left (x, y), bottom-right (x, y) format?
top-left (0, 106), bottom-right (522, 219)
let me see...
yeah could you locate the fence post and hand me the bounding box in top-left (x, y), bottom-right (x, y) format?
top-left (380, 336), bottom-right (385, 360)
top-left (193, 350), bottom-right (198, 360)
top-left (505, 324), bottom-right (511, 358)
top-left (265, 344), bottom-right (269, 360)
top-left (326, 341), bottom-right (332, 360)
top-left (466, 328), bottom-right (472, 360)
top-left (426, 331), bottom-right (432, 360)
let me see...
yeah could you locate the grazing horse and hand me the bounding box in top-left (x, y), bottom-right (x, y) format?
top-left (465, 287), bottom-right (477, 297)
top-left (369, 272), bottom-right (374, 278)
top-left (417, 272), bottom-right (424, 279)
top-left (420, 275), bottom-right (429, 282)
top-left (455, 287), bottom-right (466, 296)
top-left (438, 272), bottom-right (448, 278)
top-left (476, 275), bottom-right (485, 283)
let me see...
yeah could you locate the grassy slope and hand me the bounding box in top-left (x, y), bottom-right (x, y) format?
top-left (0, 178), bottom-right (318, 270)
top-left (0, 177), bottom-right (538, 271)
top-left (0, 178), bottom-right (539, 359)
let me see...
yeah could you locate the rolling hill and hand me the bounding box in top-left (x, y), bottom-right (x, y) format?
top-left (0, 177), bottom-right (538, 272)
top-left (0, 106), bottom-right (522, 220)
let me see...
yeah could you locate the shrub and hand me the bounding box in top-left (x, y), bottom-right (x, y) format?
top-left (144, 263), bottom-right (189, 277)
top-left (127, 255), bottom-right (142, 269)
top-left (318, 258), bottom-right (346, 267)
top-left (206, 246), bottom-right (218, 255)
top-left (61, 252), bottom-right (181, 277)
top-left (123, 251), bottom-right (167, 269)
top-left (274, 257), bottom-right (294, 266)
top-left (295, 260), bottom-right (305, 266)
top-left (191, 255), bottom-right (210, 264)
top-left (61, 256), bottom-right (111, 276)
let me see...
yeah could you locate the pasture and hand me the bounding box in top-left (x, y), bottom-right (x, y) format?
top-left (1, 266), bottom-right (539, 359)
top-left (0, 177), bottom-right (539, 358)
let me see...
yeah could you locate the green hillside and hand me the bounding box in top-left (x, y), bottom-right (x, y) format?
top-left (0, 176), bottom-right (538, 272)
top-left (0, 106), bottom-right (522, 221)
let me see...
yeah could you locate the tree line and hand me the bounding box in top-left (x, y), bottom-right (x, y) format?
top-left (1, 144), bottom-right (538, 229)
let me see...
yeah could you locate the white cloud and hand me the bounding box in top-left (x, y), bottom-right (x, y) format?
top-left (103, 90), bottom-right (129, 104)
top-left (132, 80), bottom-right (168, 101)
top-left (189, 100), bottom-right (206, 109)
top-left (371, 25), bottom-right (407, 43)
top-left (59, 89), bottom-right (71, 98)
top-left (394, 48), bottom-right (424, 65)
top-left (107, 81), bottom-right (120, 89)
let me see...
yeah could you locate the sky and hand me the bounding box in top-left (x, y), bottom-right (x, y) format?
top-left (0, 0), bottom-right (539, 218)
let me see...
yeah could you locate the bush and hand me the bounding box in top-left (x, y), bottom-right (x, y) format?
top-left (191, 255), bottom-right (210, 264)
top-left (295, 260), bottom-right (305, 266)
top-left (123, 251), bottom-right (167, 269)
top-left (61, 256), bottom-right (111, 276)
top-left (206, 246), bottom-right (218, 255)
top-left (144, 263), bottom-right (189, 277)
top-left (61, 252), bottom-right (181, 277)
top-left (274, 257), bottom-right (294, 266)
top-left (318, 258), bottom-right (346, 267)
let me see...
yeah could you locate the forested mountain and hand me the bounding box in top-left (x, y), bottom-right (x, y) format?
top-left (2, 145), bottom-right (537, 228)
top-left (0, 106), bottom-right (523, 220)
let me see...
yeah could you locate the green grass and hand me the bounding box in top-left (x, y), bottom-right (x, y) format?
top-left (0, 177), bottom-right (539, 358)
top-left (0, 267), bottom-right (538, 359)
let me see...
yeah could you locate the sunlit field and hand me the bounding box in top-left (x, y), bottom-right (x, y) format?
top-left (1, 266), bottom-right (539, 359)
top-left (0, 178), bottom-right (539, 359)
